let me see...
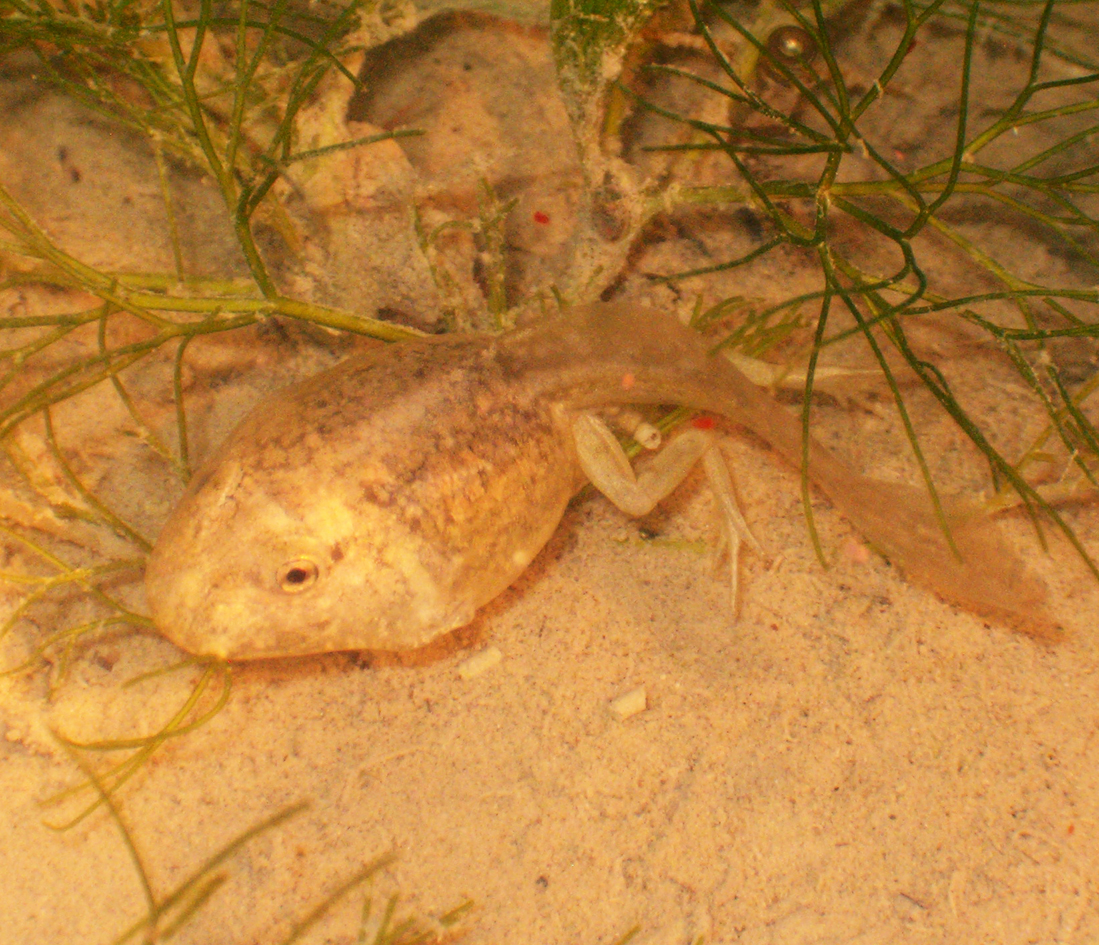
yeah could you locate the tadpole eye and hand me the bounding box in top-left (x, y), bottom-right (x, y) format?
top-left (277, 558), bottom-right (320, 593)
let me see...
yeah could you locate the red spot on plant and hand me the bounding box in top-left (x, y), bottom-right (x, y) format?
top-left (533, 211), bottom-right (550, 224)
top-left (692, 415), bottom-right (716, 430)
top-left (620, 372), bottom-right (636, 390)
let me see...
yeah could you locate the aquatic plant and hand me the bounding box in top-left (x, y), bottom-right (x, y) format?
top-left (0, 0), bottom-right (1096, 936)
top-left (62, 754), bottom-right (470, 944)
top-left (551, 0), bottom-right (1099, 563)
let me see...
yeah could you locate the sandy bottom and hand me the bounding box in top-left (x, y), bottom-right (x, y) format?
top-left (2, 5), bottom-right (1099, 944)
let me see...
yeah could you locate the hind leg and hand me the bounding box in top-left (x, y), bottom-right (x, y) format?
top-left (571, 411), bottom-right (760, 613)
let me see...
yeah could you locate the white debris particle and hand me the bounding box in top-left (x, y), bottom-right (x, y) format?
top-left (457, 646), bottom-right (502, 680)
top-left (609, 686), bottom-right (647, 720)
top-left (632, 421), bottom-right (661, 450)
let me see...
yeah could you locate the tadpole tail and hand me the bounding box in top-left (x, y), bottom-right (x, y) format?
top-left (694, 359), bottom-right (1055, 640)
top-left (517, 304), bottom-right (1057, 639)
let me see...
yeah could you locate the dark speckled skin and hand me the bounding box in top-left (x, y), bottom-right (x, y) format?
top-left (145, 304), bottom-right (1053, 659)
